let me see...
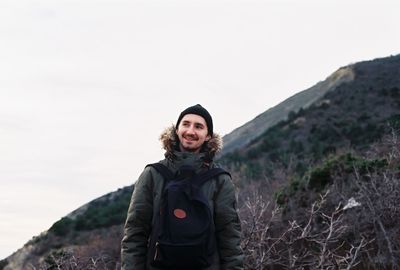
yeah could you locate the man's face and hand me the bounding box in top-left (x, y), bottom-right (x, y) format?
top-left (176, 114), bottom-right (211, 153)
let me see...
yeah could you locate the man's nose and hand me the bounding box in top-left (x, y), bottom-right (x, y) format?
top-left (186, 125), bottom-right (195, 134)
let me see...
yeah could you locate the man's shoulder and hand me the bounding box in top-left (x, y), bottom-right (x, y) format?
top-left (136, 159), bottom-right (166, 179)
top-left (144, 158), bottom-right (169, 169)
top-left (135, 159), bottom-right (169, 190)
top-left (142, 158), bottom-right (174, 179)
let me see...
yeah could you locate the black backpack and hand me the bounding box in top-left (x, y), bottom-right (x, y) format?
top-left (146, 163), bottom-right (230, 269)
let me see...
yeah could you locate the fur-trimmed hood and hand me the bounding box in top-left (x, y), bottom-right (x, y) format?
top-left (159, 125), bottom-right (223, 161)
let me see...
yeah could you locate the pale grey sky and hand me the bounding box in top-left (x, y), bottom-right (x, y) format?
top-left (1, 0), bottom-right (399, 259)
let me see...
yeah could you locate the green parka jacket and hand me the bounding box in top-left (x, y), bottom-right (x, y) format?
top-left (121, 126), bottom-right (244, 270)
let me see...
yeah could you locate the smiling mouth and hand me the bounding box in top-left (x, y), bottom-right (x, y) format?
top-left (183, 135), bottom-right (198, 141)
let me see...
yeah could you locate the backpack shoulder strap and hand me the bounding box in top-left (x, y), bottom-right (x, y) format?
top-left (195, 168), bottom-right (231, 187)
top-left (146, 163), bottom-right (174, 181)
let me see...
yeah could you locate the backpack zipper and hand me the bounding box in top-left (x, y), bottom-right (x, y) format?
top-left (154, 241), bottom-right (160, 261)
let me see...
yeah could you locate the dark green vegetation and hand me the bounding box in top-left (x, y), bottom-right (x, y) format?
top-left (3, 54), bottom-right (400, 270)
top-left (274, 153), bottom-right (389, 206)
top-left (0, 260), bottom-right (7, 270)
top-left (49, 186), bottom-right (133, 236)
top-left (221, 55), bottom-right (400, 184)
top-left (0, 187), bottom-right (133, 270)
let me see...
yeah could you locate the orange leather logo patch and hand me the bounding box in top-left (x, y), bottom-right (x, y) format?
top-left (173, 209), bottom-right (187, 219)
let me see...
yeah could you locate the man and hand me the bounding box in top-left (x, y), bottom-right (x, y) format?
top-left (121, 104), bottom-right (244, 270)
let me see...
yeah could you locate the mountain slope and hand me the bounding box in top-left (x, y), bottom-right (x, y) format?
top-left (221, 66), bottom-right (354, 155)
top-left (221, 54), bottom-right (400, 183)
top-left (2, 186), bottom-right (132, 270)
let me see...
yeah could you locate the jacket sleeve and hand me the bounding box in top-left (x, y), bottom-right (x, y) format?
top-left (121, 167), bottom-right (154, 270)
top-left (214, 175), bottom-right (244, 270)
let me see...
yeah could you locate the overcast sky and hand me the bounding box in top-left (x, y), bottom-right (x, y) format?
top-left (1, 0), bottom-right (399, 260)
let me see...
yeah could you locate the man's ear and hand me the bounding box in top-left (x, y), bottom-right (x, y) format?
top-left (205, 134), bottom-right (211, 141)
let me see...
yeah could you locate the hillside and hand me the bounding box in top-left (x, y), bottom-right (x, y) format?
top-left (221, 66), bottom-right (354, 155)
top-left (2, 54), bottom-right (400, 269)
top-left (221, 54), bottom-right (400, 184)
top-left (1, 186), bottom-right (132, 270)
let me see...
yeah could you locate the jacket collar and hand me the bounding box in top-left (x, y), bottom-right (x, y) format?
top-left (164, 151), bottom-right (208, 174)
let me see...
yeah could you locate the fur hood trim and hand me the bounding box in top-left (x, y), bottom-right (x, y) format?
top-left (159, 125), bottom-right (223, 161)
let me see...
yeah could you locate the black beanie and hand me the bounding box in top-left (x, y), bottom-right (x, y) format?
top-left (176, 104), bottom-right (213, 135)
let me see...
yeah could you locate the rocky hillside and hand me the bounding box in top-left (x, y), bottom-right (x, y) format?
top-left (2, 54), bottom-right (400, 269)
top-left (221, 66), bottom-right (355, 155)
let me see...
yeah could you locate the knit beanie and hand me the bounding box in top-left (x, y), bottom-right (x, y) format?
top-left (175, 104), bottom-right (213, 135)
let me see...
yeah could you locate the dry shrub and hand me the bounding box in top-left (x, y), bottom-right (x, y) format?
top-left (238, 130), bottom-right (400, 269)
top-left (239, 189), bottom-right (366, 270)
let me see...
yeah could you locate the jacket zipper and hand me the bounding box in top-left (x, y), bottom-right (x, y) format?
top-left (154, 242), bottom-right (159, 261)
